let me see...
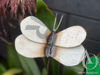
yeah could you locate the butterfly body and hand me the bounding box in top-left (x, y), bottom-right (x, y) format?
top-left (45, 32), bottom-right (56, 57)
top-left (15, 16), bottom-right (87, 66)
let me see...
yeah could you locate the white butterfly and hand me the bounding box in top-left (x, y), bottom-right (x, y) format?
top-left (15, 14), bottom-right (87, 66)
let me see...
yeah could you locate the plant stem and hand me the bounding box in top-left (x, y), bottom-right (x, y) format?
top-left (46, 58), bottom-right (51, 75)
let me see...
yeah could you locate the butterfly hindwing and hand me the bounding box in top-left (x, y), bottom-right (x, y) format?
top-left (20, 16), bottom-right (51, 43)
top-left (54, 26), bottom-right (87, 48)
top-left (53, 45), bottom-right (85, 66)
top-left (15, 35), bottom-right (45, 58)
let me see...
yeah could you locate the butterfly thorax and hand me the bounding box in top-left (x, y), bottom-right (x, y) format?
top-left (45, 32), bottom-right (56, 57)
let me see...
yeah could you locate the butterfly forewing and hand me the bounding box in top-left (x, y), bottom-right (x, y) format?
top-left (15, 35), bottom-right (45, 58)
top-left (55, 26), bottom-right (87, 48)
top-left (20, 16), bottom-right (51, 43)
top-left (53, 45), bottom-right (85, 66)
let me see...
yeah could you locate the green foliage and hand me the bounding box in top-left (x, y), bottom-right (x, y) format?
top-left (36, 0), bottom-right (55, 31)
top-left (2, 69), bottom-right (22, 75)
top-left (49, 59), bottom-right (60, 75)
top-left (42, 68), bottom-right (47, 75)
top-left (18, 55), bottom-right (41, 75)
top-left (63, 64), bottom-right (84, 75)
top-left (6, 45), bottom-right (41, 75)
top-left (0, 64), bottom-right (6, 74)
top-left (6, 45), bottom-right (21, 68)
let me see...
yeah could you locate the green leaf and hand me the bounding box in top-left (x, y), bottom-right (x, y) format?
top-left (43, 58), bottom-right (60, 75)
top-left (49, 59), bottom-right (60, 75)
top-left (0, 64), bottom-right (6, 75)
top-left (18, 55), bottom-right (41, 75)
top-left (63, 64), bottom-right (84, 75)
top-left (42, 68), bottom-right (47, 75)
top-left (36, 0), bottom-right (55, 31)
top-left (2, 68), bottom-right (22, 75)
top-left (6, 45), bottom-right (41, 75)
top-left (6, 45), bottom-right (21, 68)
top-left (43, 57), bottom-right (48, 68)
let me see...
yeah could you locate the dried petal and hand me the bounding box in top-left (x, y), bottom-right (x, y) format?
top-left (0, 0), bottom-right (36, 18)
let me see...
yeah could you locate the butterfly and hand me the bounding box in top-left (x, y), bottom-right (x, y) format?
top-left (15, 14), bottom-right (87, 66)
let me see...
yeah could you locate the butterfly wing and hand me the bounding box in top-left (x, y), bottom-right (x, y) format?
top-left (15, 34), bottom-right (45, 58)
top-left (52, 45), bottom-right (85, 66)
top-left (55, 26), bottom-right (87, 48)
top-left (20, 16), bottom-right (51, 43)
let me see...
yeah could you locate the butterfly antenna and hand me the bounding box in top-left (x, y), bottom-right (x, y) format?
top-left (53, 13), bottom-right (58, 32)
top-left (55, 15), bottom-right (64, 31)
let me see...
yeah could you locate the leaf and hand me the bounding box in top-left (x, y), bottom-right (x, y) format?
top-left (42, 68), bottom-right (47, 75)
top-left (49, 59), bottom-right (60, 75)
top-left (63, 64), bottom-right (84, 75)
top-left (6, 45), bottom-right (41, 75)
top-left (2, 68), bottom-right (22, 75)
top-left (0, 64), bottom-right (6, 75)
top-left (6, 45), bottom-right (21, 68)
top-left (36, 0), bottom-right (55, 31)
top-left (43, 58), bottom-right (60, 75)
top-left (18, 55), bottom-right (41, 75)
top-left (43, 57), bottom-right (48, 68)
